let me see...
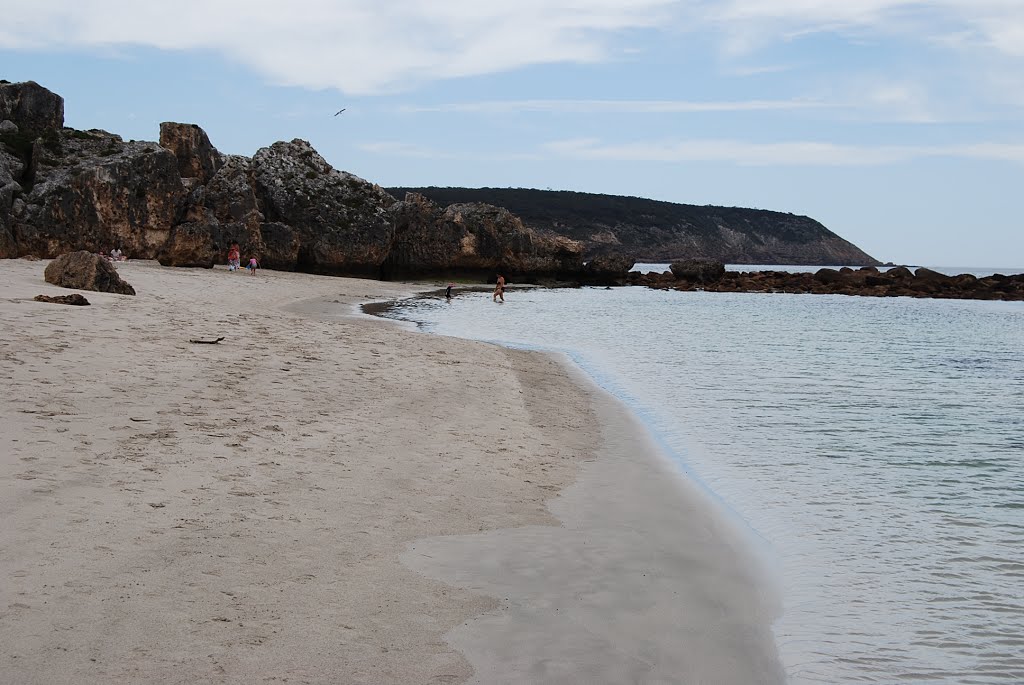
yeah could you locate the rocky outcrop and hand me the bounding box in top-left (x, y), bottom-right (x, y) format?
top-left (159, 122), bottom-right (223, 184)
top-left (0, 149), bottom-right (21, 257)
top-left (0, 80), bottom-right (583, 281)
top-left (250, 140), bottom-right (397, 275)
top-left (0, 80), bottom-right (64, 135)
top-left (177, 154), bottom-right (267, 265)
top-left (387, 187), bottom-right (880, 266)
top-left (583, 254), bottom-right (636, 285)
top-left (384, 193), bottom-right (584, 280)
top-left (670, 259), bottom-right (725, 283)
top-left (44, 251), bottom-right (136, 295)
top-left (629, 265), bottom-right (1024, 301)
top-left (6, 119), bottom-right (187, 258)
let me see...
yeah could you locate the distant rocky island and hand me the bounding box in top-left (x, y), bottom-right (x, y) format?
top-left (388, 187), bottom-right (878, 266)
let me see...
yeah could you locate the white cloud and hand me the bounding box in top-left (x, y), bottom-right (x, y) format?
top-left (398, 98), bottom-right (832, 114)
top-left (700, 0), bottom-right (1024, 59)
top-left (542, 137), bottom-right (908, 165)
top-left (358, 141), bottom-right (457, 158)
top-left (0, 0), bottom-right (677, 94)
top-left (1, 0), bottom-right (1022, 100)
top-left (541, 137), bottom-right (1024, 165)
top-left (361, 136), bottom-right (1024, 166)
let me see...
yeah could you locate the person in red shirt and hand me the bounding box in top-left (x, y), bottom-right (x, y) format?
top-left (227, 243), bottom-right (241, 271)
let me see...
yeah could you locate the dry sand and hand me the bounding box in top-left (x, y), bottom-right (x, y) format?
top-left (1, 258), bottom-right (784, 684)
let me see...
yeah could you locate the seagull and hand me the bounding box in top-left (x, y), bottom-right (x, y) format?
top-left (334, 108), bottom-right (346, 116)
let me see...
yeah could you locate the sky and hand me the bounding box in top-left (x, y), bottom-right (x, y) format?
top-left (2, 0), bottom-right (1022, 268)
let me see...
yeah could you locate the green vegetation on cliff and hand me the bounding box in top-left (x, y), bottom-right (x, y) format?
top-left (388, 187), bottom-right (879, 266)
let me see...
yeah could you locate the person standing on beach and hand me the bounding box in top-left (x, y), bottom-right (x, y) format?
top-left (445, 283), bottom-right (453, 300)
top-left (493, 274), bottom-right (505, 302)
top-left (248, 256), bottom-right (259, 276)
top-left (227, 242), bottom-right (241, 271)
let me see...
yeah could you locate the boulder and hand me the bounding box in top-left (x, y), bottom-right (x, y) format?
top-left (583, 254), bottom-right (635, 285)
top-left (44, 251), bottom-right (136, 295)
top-left (953, 273), bottom-right (978, 287)
top-left (0, 81), bottom-right (64, 135)
top-left (915, 267), bottom-right (952, 283)
top-left (864, 274), bottom-right (890, 287)
top-left (670, 259), bottom-right (726, 283)
top-left (34, 293), bottom-right (90, 305)
top-left (159, 122), bottom-right (223, 184)
top-left (814, 267), bottom-right (844, 284)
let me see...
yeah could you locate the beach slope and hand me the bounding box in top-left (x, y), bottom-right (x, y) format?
top-left (0, 259), bottom-right (783, 683)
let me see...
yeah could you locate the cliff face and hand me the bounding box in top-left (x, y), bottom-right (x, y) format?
top-left (388, 187), bottom-right (880, 266)
top-left (385, 193), bottom-right (583, 279)
top-left (0, 81), bottom-right (584, 280)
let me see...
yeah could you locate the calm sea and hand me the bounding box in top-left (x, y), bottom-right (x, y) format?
top-left (378, 268), bottom-right (1024, 684)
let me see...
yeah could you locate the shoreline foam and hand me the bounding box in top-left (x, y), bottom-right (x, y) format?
top-left (402, 352), bottom-right (786, 683)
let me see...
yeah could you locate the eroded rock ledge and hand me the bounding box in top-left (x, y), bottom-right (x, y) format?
top-left (628, 262), bottom-right (1024, 301)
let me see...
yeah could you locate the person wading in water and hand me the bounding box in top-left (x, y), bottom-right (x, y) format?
top-left (493, 274), bottom-right (505, 302)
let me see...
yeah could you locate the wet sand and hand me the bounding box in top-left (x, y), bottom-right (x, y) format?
top-left (0, 258), bottom-right (783, 683)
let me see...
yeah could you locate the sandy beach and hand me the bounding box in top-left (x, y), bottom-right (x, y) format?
top-left (1, 258), bottom-right (784, 684)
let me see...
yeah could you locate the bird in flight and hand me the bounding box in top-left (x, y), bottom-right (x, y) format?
top-left (334, 108), bottom-right (346, 116)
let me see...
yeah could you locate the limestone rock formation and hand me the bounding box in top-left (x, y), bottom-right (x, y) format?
top-left (159, 122), bottom-right (223, 184)
top-left (156, 222), bottom-right (220, 268)
top-left (583, 254), bottom-right (636, 285)
top-left (0, 80), bottom-right (584, 281)
top-left (0, 80), bottom-right (64, 135)
top-left (385, 193), bottom-right (584, 280)
top-left (10, 126), bottom-right (186, 258)
top-left (174, 154), bottom-right (267, 266)
top-left (0, 149), bottom-right (21, 257)
top-left (44, 251), bottom-right (136, 295)
top-left (250, 139), bottom-right (397, 275)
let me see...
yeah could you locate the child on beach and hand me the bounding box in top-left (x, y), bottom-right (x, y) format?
top-left (248, 256), bottom-right (259, 275)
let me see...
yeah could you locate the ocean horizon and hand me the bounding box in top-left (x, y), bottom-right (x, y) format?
top-left (378, 273), bottom-right (1024, 684)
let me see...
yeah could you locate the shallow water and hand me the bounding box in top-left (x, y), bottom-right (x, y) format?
top-left (380, 285), bottom-right (1024, 684)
